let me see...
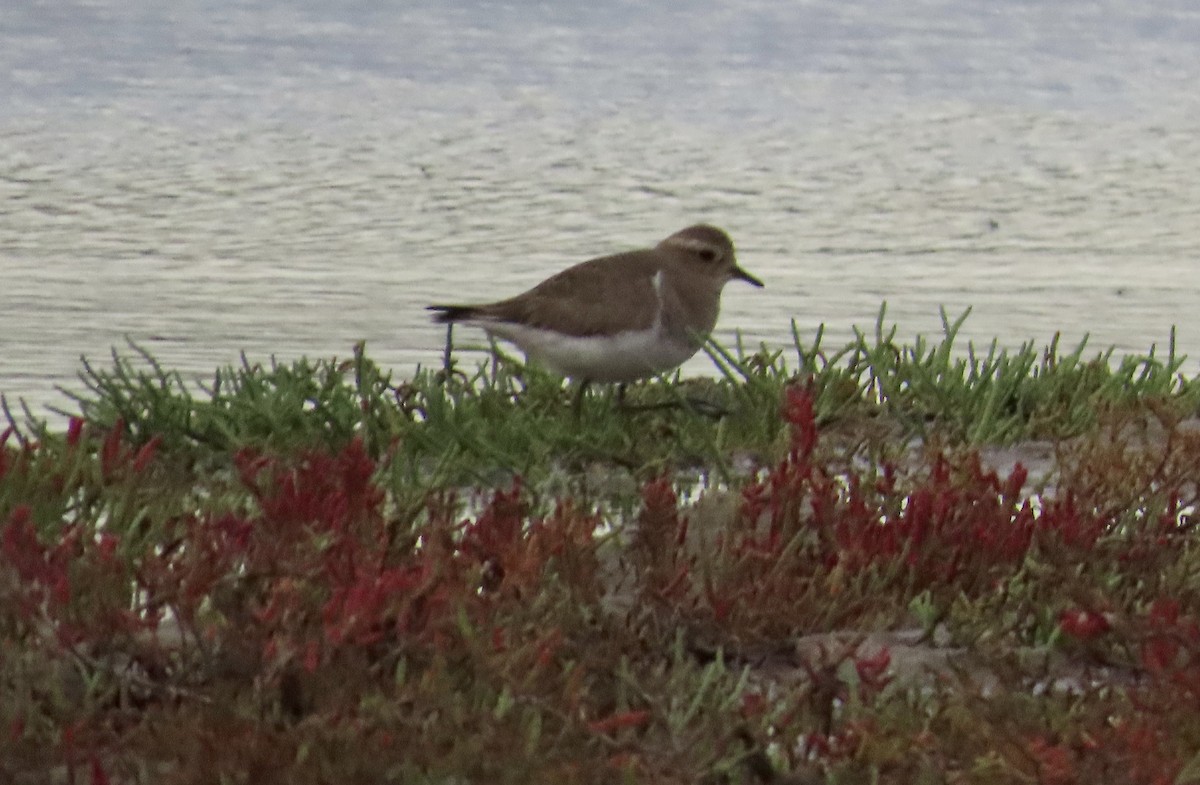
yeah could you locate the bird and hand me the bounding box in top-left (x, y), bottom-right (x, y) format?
top-left (427, 224), bottom-right (764, 408)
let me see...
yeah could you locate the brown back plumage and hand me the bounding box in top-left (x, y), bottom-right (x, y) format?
top-left (427, 224), bottom-right (760, 338)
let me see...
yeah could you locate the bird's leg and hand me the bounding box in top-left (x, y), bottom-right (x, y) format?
top-left (572, 379), bottom-right (591, 418)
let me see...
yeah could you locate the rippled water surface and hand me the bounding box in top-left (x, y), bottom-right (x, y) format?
top-left (3, 1), bottom-right (1200, 415)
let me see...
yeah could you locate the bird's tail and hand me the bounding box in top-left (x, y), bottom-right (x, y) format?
top-left (426, 304), bottom-right (479, 324)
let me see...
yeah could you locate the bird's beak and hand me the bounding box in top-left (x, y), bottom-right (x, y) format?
top-left (731, 264), bottom-right (765, 288)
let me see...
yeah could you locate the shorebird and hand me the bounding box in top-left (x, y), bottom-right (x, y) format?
top-left (428, 224), bottom-right (763, 409)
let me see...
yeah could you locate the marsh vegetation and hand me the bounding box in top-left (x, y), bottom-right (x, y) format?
top-left (3, 308), bottom-right (1200, 783)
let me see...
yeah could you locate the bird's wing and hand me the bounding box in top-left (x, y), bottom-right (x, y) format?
top-left (476, 252), bottom-right (662, 337)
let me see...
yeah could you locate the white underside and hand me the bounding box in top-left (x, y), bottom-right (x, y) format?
top-left (476, 321), bottom-right (699, 383)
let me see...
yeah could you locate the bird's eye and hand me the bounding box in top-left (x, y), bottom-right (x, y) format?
top-left (697, 248), bottom-right (718, 262)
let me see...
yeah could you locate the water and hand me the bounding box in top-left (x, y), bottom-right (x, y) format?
top-left (3, 1), bottom-right (1200, 418)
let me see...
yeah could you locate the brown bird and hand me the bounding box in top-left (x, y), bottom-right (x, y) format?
top-left (427, 224), bottom-right (764, 390)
